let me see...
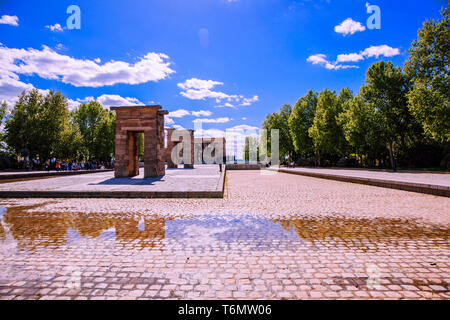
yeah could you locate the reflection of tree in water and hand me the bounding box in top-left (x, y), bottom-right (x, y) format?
top-left (3, 205), bottom-right (71, 251)
top-left (1, 204), bottom-right (168, 251)
top-left (72, 213), bottom-right (115, 238)
top-left (0, 217), bottom-right (6, 242)
top-left (115, 217), bottom-right (167, 249)
top-left (273, 217), bottom-right (449, 250)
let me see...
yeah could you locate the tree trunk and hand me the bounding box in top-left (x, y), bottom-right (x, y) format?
top-left (387, 141), bottom-right (396, 172)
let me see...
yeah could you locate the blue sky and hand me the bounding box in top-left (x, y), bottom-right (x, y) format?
top-left (0, 0), bottom-right (447, 155)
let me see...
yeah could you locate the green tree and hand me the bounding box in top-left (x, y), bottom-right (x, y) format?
top-left (360, 61), bottom-right (412, 171)
top-left (0, 101), bottom-right (6, 122)
top-left (95, 110), bottom-right (116, 161)
top-left (288, 90), bottom-right (317, 157)
top-left (262, 104), bottom-right (294, 161)
top-left (339, 96), bottom-right (385, 166)
top-left (404, 6), bottom-right (450, 143)
top-left (0, 101), bottom-right (7, 146)
top-left (308, 89), bottom-right (349, 165)
top-left (72, 101), bottom-right (115, 161)
top-left (5, 89), bottom-right (70, 164)
top-left (138, 133), bottom-right (144, 161)
top-left (243, 136), bottom-right (259, 162)
top-left (54, 120), bottom-right (84, 161)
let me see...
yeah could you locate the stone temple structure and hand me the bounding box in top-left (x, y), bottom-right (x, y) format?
top-left (162, 128), bottom-right (195, 169)
top-left (112, 105), bottom-right (226, 178)
top-left (111, 106), bottom-right (167, 178)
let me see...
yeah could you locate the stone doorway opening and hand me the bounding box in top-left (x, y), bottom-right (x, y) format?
top-left (111, 106), bottom-right (167, 178)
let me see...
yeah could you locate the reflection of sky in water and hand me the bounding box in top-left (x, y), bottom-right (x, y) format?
top-left (0, 209), bottom-right (307, 252)
top-left (66, 228), bottom-right (82, 245)
top-left (4, 208), bottom-right (443, 254)
top-left (165, 216), bottom-right (305, 251)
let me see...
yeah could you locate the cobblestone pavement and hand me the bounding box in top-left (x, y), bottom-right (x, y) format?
top-left (279, 167), bottom-right (450, 187)
top-left (0, 170), bottom-right (448, 300)
top-left (0, 165), bottom-right (222, 192)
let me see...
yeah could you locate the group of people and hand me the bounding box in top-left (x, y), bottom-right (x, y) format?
top-left (44, 160), bottom-right (114, 172)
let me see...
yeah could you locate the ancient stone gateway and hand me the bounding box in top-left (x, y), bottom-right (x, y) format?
top-left (194, 137), bottom-right (227, 164)
top-left (163, 129), bottom-right (196, 169)
top-left (112, 105), bottom-right (226, 178)
top-left (111, 106), bottom-right (167, 178)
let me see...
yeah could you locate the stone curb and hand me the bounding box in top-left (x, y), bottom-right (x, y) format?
top-left (0, 168), bottom-right (226, 199)
top-left (0, 190), bottom-right (223, 199)
top-left (0, 169), bottom-right (114, 181)
top-left (226, 164), bottom-right (264, 170)
top-left (270, 168), bottom-right (450, 198)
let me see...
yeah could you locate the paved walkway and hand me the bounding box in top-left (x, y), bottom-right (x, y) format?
top-left (273, 167), bottom-right (450, 197)
top-left (0, 169), bottom-right (114, 182)
top-left (279, 167), bottom-right (450, 186)
top-left (0, 165), bottom-right (224, 198)
top-left (0, 170), bottom-right (448, 300)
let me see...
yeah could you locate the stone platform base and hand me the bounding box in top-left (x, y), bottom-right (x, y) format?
top-left (0, 165), bottom-right (226, 199)
top-left (226, 164), bottom-right (265, 170)
top-left (270, 167), bottom-right (450, 197)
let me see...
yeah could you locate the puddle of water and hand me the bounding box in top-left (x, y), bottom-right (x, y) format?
top-left (0, 205), bottom-right (448, 253)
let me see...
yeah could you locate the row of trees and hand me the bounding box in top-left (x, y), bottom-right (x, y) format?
top-left (260, 7), bottom-right (449, 169)
top-left (1, 89), bottom-right (115, 169)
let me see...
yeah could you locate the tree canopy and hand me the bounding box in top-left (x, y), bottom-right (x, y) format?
top-left (5, 89), bottom-right (70, 163)
top-left (72, 101), bottom-right (116, 161)
top-left (405, 6), bottom-right (450, 143)
top-left (3, 90), bottom-right (116, 167)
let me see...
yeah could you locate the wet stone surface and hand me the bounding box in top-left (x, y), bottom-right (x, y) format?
top-left (0, 171), bottom-right (449, 300)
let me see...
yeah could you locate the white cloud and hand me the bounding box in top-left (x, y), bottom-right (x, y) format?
top-left (169, 109), bottom-right (190, 118)
top-left (0, 15), bottom-right (19, 26)
top-left (72, 94), bottom-right (144, 109)
top-left (307, 54), bottom-right (328, 65)
top-left (361, 45), bottom-right (400, 58)
top-left (191, 110), bottom-right (212, 117)
top-left (0, 44), bottom-right (175, 88)
top-left (229, 124), bottom-right (259, 131)
top-left (94, 58), bottom-right (101, 63)
top-left (177, 78), bottom-right (223, 91)
top-left (242, 117), bottom-right (247, 120)
top-left (307, 54), bottom-right (358, 70)
top-left (193, 117), bottom-right (232, 124)
top-left (172, 124), bottom-right (185, 130)
top-left (55, 43), bottom-right (67, 51)
top-left (0, 69), bottom-right (144, 112)
top-left (67, 98), bottom-right (79, 111)
top-left (215, 102), bottom-right (237, 109)
top-left (0, 77), bottom-right (35, 107)
top-left (165, 116), bottom-right (175, 125)
top-left (194, 128), bottom-right (226, 138)
top-left (239, 95), bottom-right (259, 106)
top-left (308, 45), bottom-right (400, 70)
top-left (193, 124), bottom-right (261, 159)
top-left (334, 18), bottom-right (366, 36)
top-left (95, 94), bottom-right (143, 107)
top-left (46, 23), bottom-right (64, 32)
top-left (336, 53), bottom-right (364, 63)
top-left (327, 64), bottom-right (358, 70)
top-left (177, 77), bottom-right (258, 106)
